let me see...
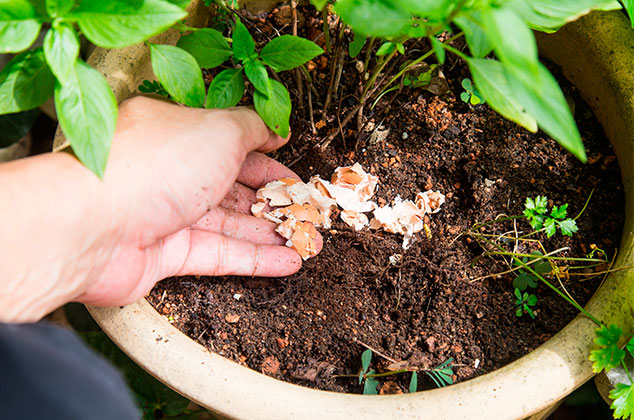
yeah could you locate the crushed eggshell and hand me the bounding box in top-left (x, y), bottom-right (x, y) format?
top-left (251, 163), bottom-right (445, 259)
top-left (370, 190), bottom-right (445, 249)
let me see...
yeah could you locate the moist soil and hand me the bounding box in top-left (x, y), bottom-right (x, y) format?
top-left (148, 7), bottom-right (624, 394)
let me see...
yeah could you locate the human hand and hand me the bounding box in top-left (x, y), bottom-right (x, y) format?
top-left (0, 96), bottom-right (320, 321)
top-left (76, 96), bottom-right (321, 306)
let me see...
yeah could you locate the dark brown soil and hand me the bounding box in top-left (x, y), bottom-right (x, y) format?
top-left (148, 7), bottom-right (624, 394)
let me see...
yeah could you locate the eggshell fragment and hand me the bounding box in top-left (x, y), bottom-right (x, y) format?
top-left (340, 210), bottom-right (369, 231)
top-left (275, 217), bottom-right (319, 260)
top-left (256, 179), bottom-right (294, 207)
top-left (331, 163), bottom-right (378, 203)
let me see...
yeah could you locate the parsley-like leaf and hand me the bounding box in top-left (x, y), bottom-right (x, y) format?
top-left (544, 218), bottom-right (557, 238)
top-left (557, 219), bottom-right (578, 237)
top-left (589, 324), bottom-right (625, 373)
top-left (513, 272), bottom-right (538, 291)
top-left (550, 203), bottom-right (568, 220)
top-left (627, 336), bottom-right (634, 357)
top-left (610, 383), bottom-right (634, 419)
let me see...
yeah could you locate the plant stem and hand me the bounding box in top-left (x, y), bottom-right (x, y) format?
top-left (519, 259), bottom-right (602, 326)
top-left (574, 189), bottom-right (595, 221)
top-left (363, 37), bottom-right (376, 74)
top-left (322, 7), bottom-right (332, 53)
top-left (361, 49), bottom-right (397, 102)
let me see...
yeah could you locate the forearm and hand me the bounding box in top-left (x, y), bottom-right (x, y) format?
top-left (0, 151), bottom-right (116, 322)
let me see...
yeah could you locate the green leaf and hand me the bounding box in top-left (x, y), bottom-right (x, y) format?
top-left (535, 196), bottom-right (548, 211)
top-left (375, 41), bottom-right (395, 56)
top-left (310, 0), bottom-right (329, 11)
top-left (624, 0), bottom-right (634, 27)
top-left (409, 371), bottom-right (418, 393)
top-left (55, 59), bottom-right (117, 178)
top-left (557, 218), bottom-right (578, 237)
top-left (69, 0), bottom-right (186, 49)
top-left (526, 294), bottom-right (537, 306)
top-left (469, 93), bottom-right (481, 105)
top-left (482, 6), bottom-right (538, 78)
top-left (544, 218), bottom-right (557, 238)
top-left (0, 108), bottom-right (39, 147)
top-left (466, 58), bottom-right (537, 133)
top-left (513, 272), bottom-right (537, 291)
top-left (176, 28), bottom-right (233, 68)
top-left (0, 48), bottom-right (55, 113)
top-left (363, 375), bottom-right (379, 395)
top-left (349, 31), bottom-right (366, 58)
top-left (454, 12), bottom-right (492, 58)
top-left (43, 21), bottom-right (79, 85)
top-left (430, 36), bottom-right (445, 65)
top-left (459, 91), bottom-right (470, 103)
top-left (253, 78), bottom-right (291, 138)
top-left (627, 335), bottom-right (634, 357)
top-left (205, 68), bottom-right (245, 109)
top-left (611, 383), bottom-right (634, 419)
top-left (550, 203), bottom-right (568, 220)
top-left (505, 62), bottom-right (585, 162)
top-left (260, 35), bottom-right (323, 71)
top-left (232, 18), bottom-right (255, 61)
top-left (150, 43), bottom-right (205, 108)
top-left (335, 0), bottom-right (412, 38)
top-left (461, 78), bottom-right (472, 91)
top-left (506, 0), bottom-right (621, 32)
top-left (392, 0), bottom-right (453, 21)
top-left (0, 0), bottom-right (44, 53)
top-left (244, 58), bottom-right (270, 97)
top-left (165, 0), bottom-right (190, 8)
top-left (46, 0), bottom-right (75, 17)
top-left (589, 324), bottom-right (626, 373)
top-left (361, 349), bottom-right (372, 373)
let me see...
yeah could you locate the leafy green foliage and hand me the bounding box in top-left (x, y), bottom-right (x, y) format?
top-left (205, 68), bottom-right (245, 109)
top-left (0, 0), bottom-right (45, 53)
top-left (409, 371), bottom-right (418, 393)
top-left (459, 78), bottom-right (484, 105)
top-left (194, 18), bottom-right (321, 137)
top-left (43, 21), bottom-right (80, 85)
top-left (523, 196), bottom-right (578, 238)
top-left (349, 31), bottom-right (366, 58)
top-left (68, 0), bottom-right (186, 49)
top-left (423, 357), bottom-right (454, 388)
top-left (0, 48), bottom-right (55, 114)
top-left (590, 324), bottom-right (626, 373)
top-left (254, 79), bottom-right (291, 138)
top-left (232, 18), bottom-right (255, 61)
top-left (627, 335), bottom-right (634, 356)
top-left (260, 35), bottom-right (324, 71)
top-left (150, 43), bottom-right (206, 108)
top-left (512, 252), bottom-right (551, 293)
top-left (176, 28), bottom-right (233, 68)
top-left (403, 64), bottom-right (436, 89)
top-left (334, 0), bottom-right (597, 161)
top-left (359, 349), bottom-right (378, 395)
top-left (514, 288), bottom-right (537, 319)
top-left (624, 0), bottom-right (634, 27)
top-left (55, 60), bottom-right (118, 178)
top-left (0, 0), bottom-right (191, 177)
top-left (138, 80), bottom-right (169, 97)
top-left (610, 383), bottom-right (634, 419)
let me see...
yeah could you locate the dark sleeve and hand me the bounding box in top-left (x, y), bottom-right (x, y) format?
top-left (0, 321), bottom-right (139, 420)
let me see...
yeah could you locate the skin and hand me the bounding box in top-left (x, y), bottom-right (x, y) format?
top-left (0, 96), bottom-right (321, 322)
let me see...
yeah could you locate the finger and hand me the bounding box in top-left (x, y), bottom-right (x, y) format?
top-left (191, 208), bottom-right (286, 246)
top-left (237, 151), bottom-right (301, 189)
top-left (218, 182), bottom-right (257, 214)
top-left (192, 207), bottom-right (324, 252)
top-left (164, 229), bottom-right (303, 278)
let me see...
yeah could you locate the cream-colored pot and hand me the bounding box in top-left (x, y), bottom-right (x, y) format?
top-left (61, 6), bottom-right (634, 420)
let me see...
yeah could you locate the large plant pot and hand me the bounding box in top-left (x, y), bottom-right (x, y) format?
top-left (68, 7), bottom-right (634, 420)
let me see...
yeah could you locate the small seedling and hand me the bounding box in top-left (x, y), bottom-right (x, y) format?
top-left (460, 78), bottom-right (485, 105)
top-left (359, 349), bottom-right (379, 395)
top-left (512, 251), bottom-right (550, 291)
top-left (523, 196), bottom-right (578, 238)
top-left (138, 80), bottom-right (169, 98)
top-left (514, 288), bottom-right (537, 319)
top-left (423, 357), bottom-right (454, 388)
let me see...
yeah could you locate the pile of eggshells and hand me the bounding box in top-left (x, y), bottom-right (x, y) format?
top-left (251, 163), bottom-right (445, 259)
